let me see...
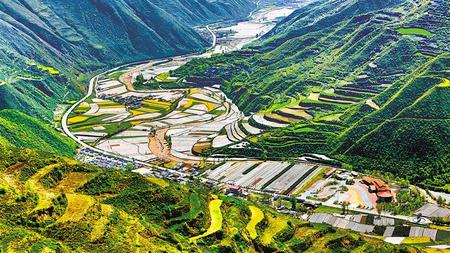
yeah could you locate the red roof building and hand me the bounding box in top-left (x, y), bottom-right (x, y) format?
top-left (362, 176), bottom-right (393, 202)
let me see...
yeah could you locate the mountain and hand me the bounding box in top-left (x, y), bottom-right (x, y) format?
top-left (0, 0), bottom-right (255, 120)
top-left (173, 0), bottom-right (449, 189)
top-left (0, 147), bottom-right (415, 252)
top-left (0, 110), bottom-right (76, 156)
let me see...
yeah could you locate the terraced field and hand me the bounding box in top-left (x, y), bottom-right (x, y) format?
top-left (170, 0), bottom-right (450, 189)
top-left (0, 148), bottom-right (409, 252)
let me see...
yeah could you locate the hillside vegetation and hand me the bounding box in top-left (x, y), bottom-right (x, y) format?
top-left (0, 0), bottom-right (255, 120)
top-left (0, 110), bottom-right (76, 156)
top-left (0, 146), bottom-right (417, 252)
top-left (172, 0), bottom-right (450, 189)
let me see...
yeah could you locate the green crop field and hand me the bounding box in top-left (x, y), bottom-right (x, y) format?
top-left (397, 28), bottom-right (433, 37)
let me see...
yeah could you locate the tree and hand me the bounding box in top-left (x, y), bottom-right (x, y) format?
top-left (341, 201), bottom-right (350, 214)
top-left (437, 196), bottom-right (446, 206)
top-left (291, 197), bottom-right (297, 211)
top-left (135, 73), bottom-right (145, 86)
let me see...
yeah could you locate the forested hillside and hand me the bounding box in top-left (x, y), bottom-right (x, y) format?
top-left (0, 147), bottom-right (417, 252)
top-left (0, 110), bottom-right (76, 156)
top-left (173, 0), bottom-right (450, 189)
top-left (0, 0), bottom-right (255, 120)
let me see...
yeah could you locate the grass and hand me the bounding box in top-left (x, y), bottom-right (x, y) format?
top-left (397, 28), bottom-right (433, 37)
top-left (37, 65), bottom-right (59, 75)
top-left (246, 206), bottom-right (264, 239)
top-left (58, 194), bottom-right (95, 223)
top-left (293, 167), bottom-right (326, 195)
top-left (156, 72), bottom-right (177, 83)
top-left (147, 177), bottom-right (169, 188)
top-left (55, 172), bottom-right (92, 193)
top-left (90, 204), bottom-right (113, 242)
top-left (189, 198), bottom-right (223, 242)
top-left (107, 71), bottom-right (125, 80)
top-left (260, 215), bottom-right (288, 246)
top-left (318, 113), bottom-right (343, 122)
top-left (172, 193), bottom-right (202, 222)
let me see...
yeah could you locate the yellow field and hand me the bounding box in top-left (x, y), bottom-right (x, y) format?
top-left (183, 97), bottom-right (218, 112)
top-left (430, 224), bottom-right (450, 231)
top-left (68, 116), bottom-right (89, 125)
top-left (90, 204), bottom-right (114, 241)
top-left (147, 177), bottom-right (169, 188)
top-left (189, 198), bottom-right (223, 242)
top-left (192, 142), bottom-right (211, 154)
top-left (55, 172), bottom-right (92, 193)
top-left (143, 99), bottom-right (171, 107)
top-left (246, 206), bottom-right (264, 239)
top-left (58, 194), bottom-right (95, 223)
top-left (279, 107), bottom-right (313, 120)
top-left (25, 164), bottom-right (59, 211)
top-left (37, 65), bottom-right (59, 75)
top-left (402, 236), bottom-right (431, 244)
top-left (437, 78), bottom-right (449, 88)
top-left (260, 215), bottom-right (288, 246)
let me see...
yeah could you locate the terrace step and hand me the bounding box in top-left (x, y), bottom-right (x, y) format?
top-left (276, 108), bottom-right (313, 120)
top-left (251, 114), bottom-right (289, 128)
top-left (241, 120), bottom-right (262, 135)
top-left (264, 113), bottom-right (299, 125)
top-left (338, 86), bottom-right (381, 95)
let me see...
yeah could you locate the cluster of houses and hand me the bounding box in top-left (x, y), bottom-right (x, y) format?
top-left (76, 148), bottom-right (139, 170)
top-left (97, 94), bottom-right (152, 110)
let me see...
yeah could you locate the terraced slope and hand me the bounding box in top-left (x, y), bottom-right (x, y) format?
top-left (0, 147), bottom-right (414, 252)
top-left (173, 0), bottom-right (449, 189)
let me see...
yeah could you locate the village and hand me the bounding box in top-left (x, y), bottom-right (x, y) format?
top-left (61, 3), bottom-right (450, 249)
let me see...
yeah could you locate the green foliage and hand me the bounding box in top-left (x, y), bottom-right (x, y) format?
top-left (397, 28), bottom-right (433, 37)
top-left (0, 110), bottom-right (76, 156)
top-left (377, 187), bottom-right (425, 215)
top-left (0, 146), bottom-right (412, 252)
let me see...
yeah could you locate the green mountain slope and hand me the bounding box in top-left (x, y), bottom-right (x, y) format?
top-left (0, 110), bottom-right (76, 156)
top-left (0, 147), bottom-right (416, 252)
top-left (172, 0), bottom-right (449, 188)
top-left (0, 0), bottom-right (255, 120)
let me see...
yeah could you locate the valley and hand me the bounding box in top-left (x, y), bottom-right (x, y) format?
top-left (60, 0), bottom-right (450, 250)
top-left (0, 0), bottom-right (449, 251)
top-left (64, 4), bottom-right (298, 165)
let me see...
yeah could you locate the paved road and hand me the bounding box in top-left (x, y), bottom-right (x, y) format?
top-left (206, 25), bottom-right (217, 48)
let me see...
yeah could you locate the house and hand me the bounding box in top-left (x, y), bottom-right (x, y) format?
top-left (225, 185), bottom-right (242, 195)
top-left (361, 176), bottom-right (394, 202)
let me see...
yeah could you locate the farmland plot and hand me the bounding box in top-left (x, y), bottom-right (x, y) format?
top-left (264, 163), bottom-right (316, 193)
top-left (207, 161), bottom-right (261, 183)
top-left (235, 161), bottom-right (290, 189)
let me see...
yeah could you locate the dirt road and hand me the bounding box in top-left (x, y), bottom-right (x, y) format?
top-left (148, 128), bottom-right (197, 166)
